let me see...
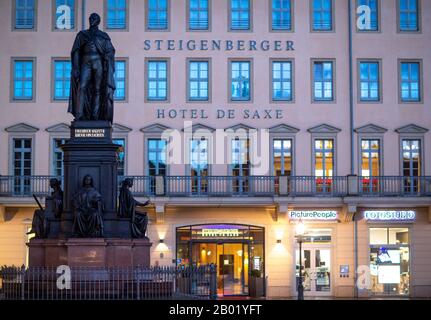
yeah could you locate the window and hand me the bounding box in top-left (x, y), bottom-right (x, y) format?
top-left (14, 0), bottom-right (36, 29)
top-left (189, 0), bottom-right (209, 30)
top-left (313, 61), bottom-right (334, 101)
top-left (359, 61), bottom-right (380, 101)
top-left (361, 139), bottom-right (380, 177)
top-left (232, 138), bottom-right (250, 193)
top-left (147, 60), bottom-right (168, 101)
top-left (398, 0), bottom-right (419, 32)
top-left (369, 228), bottom-right (410, 295)
top-left (114, 60), bottom-right (126, 101)
top-left (52, 138), bottom-right (67, 177)
top-left (230, 0), bottom-right (250, 30)
top-left (106, 0), bottom-right (127, 29)
top-left (357, 0), bottom-right (378, 31)
top-left (271, 0), bottom-right (292, 31)
top-left (13, 138), bottom-right (32, 195)
top-left (273, 139), bottom-right (292, 176)
top-left (272, 61), bottom-right (292, 101)
top-left (188, 61), bottom-right (209, 101)
top-left (314, 139), bottom-right (334, 177)
top-left (148, 139), bottom-right (166, 192)
top-left (230, 61), bottom-right (251, 101)
top-left (312, 0), bottom-right (333, 31)
top-left (53, 60), bottom-right (71, 100)
top-left (400, 61), bottom-right (421, 102)
top-left (54, 0), bottom-right (75, 30)
top-left (402, 139), bottom-right (421, 193)
top-left (190, 139), bottom-right (209, 194)
top-left (13, 60), bottom-right (34, 101)
top-left (113, 138), bottom-right (126, 176)
top-left (147, 0), bottom-right (168, 30)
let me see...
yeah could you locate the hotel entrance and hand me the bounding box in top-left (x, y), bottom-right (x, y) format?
top-left (176, 224), bottom-right (265, 297)
top-left (295, 229), bottom-right (332, 296)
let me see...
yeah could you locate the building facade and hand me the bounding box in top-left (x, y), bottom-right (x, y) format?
top-left (0, 0), bottom-right (431, 298)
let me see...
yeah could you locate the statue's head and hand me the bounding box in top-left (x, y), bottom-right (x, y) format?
top-left (89, 13), bottom-right (101, 28)
top-left (49, 178), bottom-right (61, 189)
top-left (122, 178), bottom-right (133, 189)
top-left (83, 175), bottom-right (94, 187)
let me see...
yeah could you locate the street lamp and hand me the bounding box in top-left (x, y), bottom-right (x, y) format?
top-left (295, 221), bottom-right (305, 300)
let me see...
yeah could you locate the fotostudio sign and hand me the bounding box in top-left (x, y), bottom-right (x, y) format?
top-left (364, 210), bottom-right (416, 221)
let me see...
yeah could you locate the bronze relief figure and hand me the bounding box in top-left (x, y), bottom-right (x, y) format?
top-left (72, 175), bottom-right (104, 237)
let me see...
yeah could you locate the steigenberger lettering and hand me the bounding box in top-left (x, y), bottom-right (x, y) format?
top-left (144, 39), bottom-right (295, 51)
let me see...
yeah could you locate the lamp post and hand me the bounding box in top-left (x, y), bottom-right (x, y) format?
top-left (295, 221), bottom-right (305, 300)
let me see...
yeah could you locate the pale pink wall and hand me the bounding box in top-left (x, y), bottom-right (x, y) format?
top-left (0, 0), bottom-right (429, 176)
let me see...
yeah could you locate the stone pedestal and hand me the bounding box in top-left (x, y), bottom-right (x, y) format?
top-left (27, 238), bottom-right (152, 267)
top-left (60, 121), bottom-right (121, 238)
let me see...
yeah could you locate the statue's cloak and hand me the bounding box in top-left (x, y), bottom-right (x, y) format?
top-left (68, 29), bottom-right (116, 122)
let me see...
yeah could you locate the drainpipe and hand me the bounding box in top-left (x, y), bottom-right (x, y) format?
top-left (82, 0), bottom-right (86, 30)
top-left (348, 0), bottom-right (359, 299)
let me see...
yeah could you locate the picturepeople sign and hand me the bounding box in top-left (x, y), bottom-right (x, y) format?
top-left (364, 210), bottom-right (416, 221)
top-left (288, 210), bottom-right (338, 221)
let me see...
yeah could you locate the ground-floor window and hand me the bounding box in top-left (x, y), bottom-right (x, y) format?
top-left (369, 227), bottom-right (410, 295)
top-left (176, 224), bottom-right (264, 296)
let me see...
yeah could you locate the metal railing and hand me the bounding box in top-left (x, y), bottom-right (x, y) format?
top-left (0, 265), bottom-right (217, 300)
top-left (359, 176), bottom-right (431, 197)
top-left (1, 175), bottom-right (430, 198)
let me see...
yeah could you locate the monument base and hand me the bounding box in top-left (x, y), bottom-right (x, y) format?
top-left (27, 238), bottom-right (152, 267)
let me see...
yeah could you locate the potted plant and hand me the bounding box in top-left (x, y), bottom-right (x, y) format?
top-left (249, 269), bottom-right (264, 298)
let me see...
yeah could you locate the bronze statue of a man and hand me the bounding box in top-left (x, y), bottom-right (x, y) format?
top-left (118, 178), bottom-right (150, 239)
top-left (72, 175), bottom-right (104, 238)
top-left (68, 13), bottom-right (116, 122)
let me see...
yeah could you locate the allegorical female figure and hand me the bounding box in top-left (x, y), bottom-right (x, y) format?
top-left (72, 175), bottom-right (104, 237)
top-left (68, 13), bottom-right (116, 122)
top-left (118, 178), bottom-right (150, 239)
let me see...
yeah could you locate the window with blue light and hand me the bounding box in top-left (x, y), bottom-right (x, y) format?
top-left (272, 0), bottom-right (292, 30)
top-left (55, 0), bottom-right (75, 30)
top-left (13, 60), bottom-right (34, 100)
top-left (399, 0), bottom-right (419, 31)
top-left (114, 60), bottom-right (126, 101)
top-left (106, 0), bottom-right (127, 29)
top-left (54, 60), bottom-right (71, 100)
top-left (359, 61), bottom-right (380, 101)
top-left (189, 0), bottom-right (209, 30)
top-left (15, 0), bottom-right (35, 29)
top-left (357, 0), bottom-right (378, 31)
top-left (147, 61), bottom-right (168, 101)
top-left (189, 61), bottom-right (209, 101)
top-left (272, 61), bottom-right (292, 101)
top-left (113, 138), bottom-right (126, 176)
top-left (312, 0), bottom-right (333, 31)
top-left (230, 0), bottom-right (250, 30)
top-left (148, 0), bottom-right (168, 30)
top-left (400, 62), bottom-right (420, 102)
top-left (313, 61), bottom-right (333, 101)
top-left (231, 61), bottom-right (250, 101)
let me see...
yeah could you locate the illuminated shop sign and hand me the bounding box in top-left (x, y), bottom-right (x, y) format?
top-left (288, 211), bottom-right (338, 220)
top-left (201, 229), bottom-right (240, 237)
top-left (364, 211), bottom-right (416, 221)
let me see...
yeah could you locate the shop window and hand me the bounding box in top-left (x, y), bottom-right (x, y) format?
top-left (369, 227), bottom-right (410, 295)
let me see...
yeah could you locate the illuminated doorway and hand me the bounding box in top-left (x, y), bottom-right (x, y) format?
top-left (176, 224), bottom-right (264, 297)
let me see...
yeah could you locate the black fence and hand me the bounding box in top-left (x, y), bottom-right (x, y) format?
top-left (0, 265), bottom-right (217, 300)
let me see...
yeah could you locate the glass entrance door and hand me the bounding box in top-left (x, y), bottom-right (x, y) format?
top-left (191, 242), bottom-right (249, 296)
top-left (295, 246), bottom-right (331, 296)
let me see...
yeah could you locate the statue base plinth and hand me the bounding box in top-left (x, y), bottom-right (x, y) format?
top-left (27, 238), bottom-right (152, 267)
